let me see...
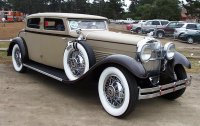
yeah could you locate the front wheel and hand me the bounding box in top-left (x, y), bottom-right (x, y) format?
top-left (98, 66), bottom-right (138, 118)
top-left (187, 37), bottom-right (194, 44)
top-left (162, 65), bottom-right (187, 100)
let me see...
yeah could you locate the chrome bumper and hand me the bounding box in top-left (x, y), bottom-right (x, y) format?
top-left (138, 76), bottom-right (192, 100)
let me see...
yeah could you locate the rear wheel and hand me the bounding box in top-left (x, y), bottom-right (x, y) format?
top-left (12, 44), bottom-right (26, 72)
top-left (98, 66), bottom-right (138, 118)
top-left (157, 31), bottom-right (164, 38)
top-left (162, 65), bottom-right (187, 100)
top-left (136, 28), bottom-right (142, 34)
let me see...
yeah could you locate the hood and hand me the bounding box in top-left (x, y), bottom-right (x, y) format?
top-left (69, 30), bottom-right (146, 45)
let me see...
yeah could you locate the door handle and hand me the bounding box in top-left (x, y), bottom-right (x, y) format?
top-left (62, 38), bottom-right (66, 40)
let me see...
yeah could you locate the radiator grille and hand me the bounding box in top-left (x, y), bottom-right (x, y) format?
top-left (143, 45), bottom-right (163, 76)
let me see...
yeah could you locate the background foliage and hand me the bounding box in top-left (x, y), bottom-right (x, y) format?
top-left (0, 0), bottom-right (200, 20)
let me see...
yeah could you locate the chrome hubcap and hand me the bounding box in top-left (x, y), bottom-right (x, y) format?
top-left (67, 49), bottom-right (85, 77)
top-left (188, 38), bottom-right (193, 43)
top-left (158, 33), bottom-right (163, 38)
top-left (104, 75), bottom-right (125, 108)
top-left (14, 48), bottom-right (22, 67)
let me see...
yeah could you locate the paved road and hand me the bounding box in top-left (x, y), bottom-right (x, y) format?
top-left (0, 64), bottom-right (200, 126)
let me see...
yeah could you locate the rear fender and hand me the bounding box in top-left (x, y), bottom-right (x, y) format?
top-left (7, 37), bottom-right (29, 62)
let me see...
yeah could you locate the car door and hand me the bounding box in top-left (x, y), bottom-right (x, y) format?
top-left (142, 21), bottom-right (152, 30)
top-left (196, 24), bottom-right (200, 42)
top-left (164, 22), bottom-right (177, 35)
top-left (151, 21), bottom-right (160, 31)
top-left (22, 17), bottom-right (43, 63)
top-left (40, 17), bottom-right (68, 69)
top-left (186, 24), bottom-right (198, 34)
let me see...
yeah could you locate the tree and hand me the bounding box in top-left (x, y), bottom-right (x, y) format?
top-left (183, 0), bottom-right (200, 19)
top-left (129, 0), bottom-right (181, 20)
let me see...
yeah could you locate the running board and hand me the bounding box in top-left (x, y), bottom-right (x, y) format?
top-left (23, 61), bottom-right (69, 82)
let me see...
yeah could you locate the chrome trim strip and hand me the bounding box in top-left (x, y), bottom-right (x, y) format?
top-left (138, 76), bottom-right (192, 100)
top-left (23, 64), bottom-right (63, 82)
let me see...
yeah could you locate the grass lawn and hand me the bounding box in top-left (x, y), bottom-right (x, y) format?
top-left (0, 42), bottom-right (11, 64)
top-left (0, 42), bottom-right (10, 48)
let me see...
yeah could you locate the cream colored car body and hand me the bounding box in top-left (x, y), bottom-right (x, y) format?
top-left (20, 13), bottom-right (147, 69)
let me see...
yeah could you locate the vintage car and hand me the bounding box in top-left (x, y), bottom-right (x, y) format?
top-left (7, 13), bottom-right (192, 118)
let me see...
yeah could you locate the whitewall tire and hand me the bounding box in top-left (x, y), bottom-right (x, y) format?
top-left (63, 41), bottom-right (95, 81)
top-left (98, 66), bottom-right (138, 117)
top-left (12, 44), bottom-right (25, 72)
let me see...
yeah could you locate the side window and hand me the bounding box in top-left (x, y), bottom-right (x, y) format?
top-left (146, 21), bottom-right (152, 25)
top-left (161, 21), bottom-right (169, 25)
top-left (186, 24), bottom-right (197, 29)
top-left (27, 18), bottom-right (40, 29)
top-left (152, 21), bottom-right (160, 25)
top-left (167, 22), bottom-right (176, 28)
top-left (44, 18), bottom-right (65, 31)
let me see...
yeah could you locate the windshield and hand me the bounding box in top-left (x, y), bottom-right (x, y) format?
top-left (68, 19), bottom-right (107, 30)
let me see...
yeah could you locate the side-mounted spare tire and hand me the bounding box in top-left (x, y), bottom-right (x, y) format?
top-left (63, 40), bottom-right (96, 80)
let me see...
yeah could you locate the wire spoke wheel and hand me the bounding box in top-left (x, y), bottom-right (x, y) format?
top-left (67, 49), bottom-right (86, 77)
top-left (104, 75), bottom-right (125, 108)
top-left (98, 66), bottom-right (138, 117)
top-left (12, 44), bottom-right (25, 72)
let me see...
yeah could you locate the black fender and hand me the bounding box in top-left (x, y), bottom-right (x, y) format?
top-left (159, 52), bottom-right (190, 85)
top-left (96, 54), bottom-right (147, 78)
top-left (173, 52), bottom-right (191, 69)
top-left (7, 37), bottom-right (29, 62)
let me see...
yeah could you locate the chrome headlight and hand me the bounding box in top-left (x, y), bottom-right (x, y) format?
top-left (139, 44), bottom-right (152, 62)
top-left (164, 42), bottom-right (175, 60)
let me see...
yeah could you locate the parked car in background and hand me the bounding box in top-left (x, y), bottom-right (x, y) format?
top-left (116, 18), bottom-right (135, 24)
top-left (174, 23), bottom-right (200, 39)
top-left (179, 24), bottom-right (200, 43)
top-left (130, 20), bottom-right (146, 33)
top-left (154, 21), bottom-right (185, 38)
top-left (126, 20), bottom-right (139, 31)
top-left (8, 13), bottom-right (192, 118)
top-left (142, 19), bottom-right (169, 34)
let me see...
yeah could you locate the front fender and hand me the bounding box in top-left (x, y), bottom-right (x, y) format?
top-left (97, 55), bottom-right (147, 78)
top-left (7, 37), bottom-right (29, 62)
top-left (173, 52), bottom-right (191, 69)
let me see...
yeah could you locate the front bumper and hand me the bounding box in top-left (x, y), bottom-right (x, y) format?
top-left (138, 76), bottom-right (192, 99)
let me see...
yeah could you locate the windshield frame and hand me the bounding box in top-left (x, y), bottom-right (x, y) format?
top-left (67, 18), bottom-right (109, 31)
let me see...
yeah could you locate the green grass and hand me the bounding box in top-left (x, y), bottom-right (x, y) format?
top-left (177, 48), bottom-right (200, 73)
top-left (0, 51), bottom-right (11, 64)
top-left (0, 42), bottom-right (10, 48)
